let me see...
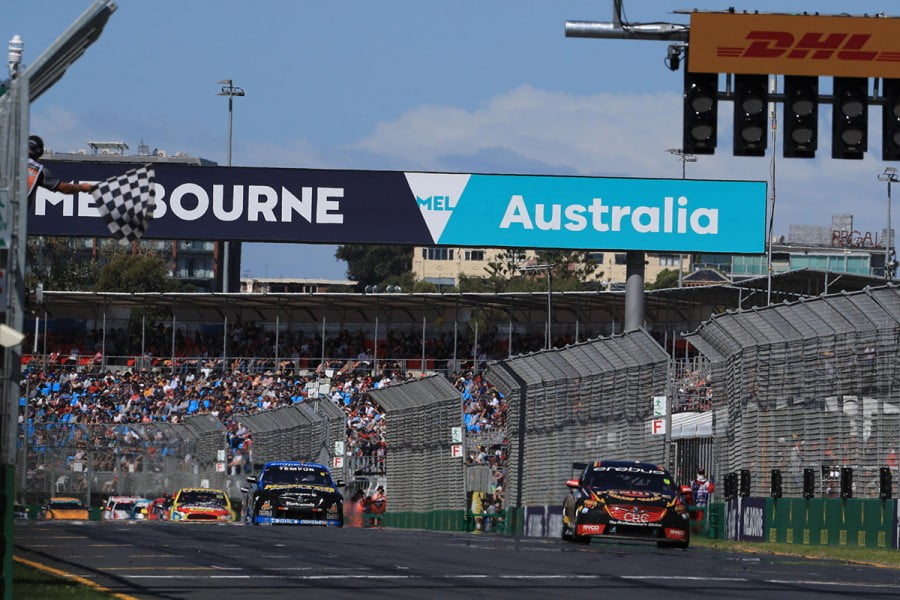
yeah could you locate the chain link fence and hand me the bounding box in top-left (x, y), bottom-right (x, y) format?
top-left (237, 400), bottom-right (346, 481)
top-left (686, 285), bottom-right (900, 498)
top-left (369, 375), bottom-right (464, 512)
top-left (485, 330), bottom-right (671, 507)
top-left (15, 285), bottom-right (900, 519)
top-left (19, 414), bottom-right (224, 506)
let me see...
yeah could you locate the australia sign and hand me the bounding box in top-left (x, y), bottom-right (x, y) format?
top-left (29, 162), bottom-right (766, 254)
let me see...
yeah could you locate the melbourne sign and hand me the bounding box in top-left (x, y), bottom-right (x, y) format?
top-left (29, 162), bottom-right (766, 253)
top-left (689, 12), bottom-right (900, 78)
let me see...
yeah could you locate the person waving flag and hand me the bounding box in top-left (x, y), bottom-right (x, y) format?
top-left (91, 164), bottom-right (156, 245)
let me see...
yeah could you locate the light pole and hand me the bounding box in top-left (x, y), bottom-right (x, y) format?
top-left (520, 264), bottom-right (552, 349)
top-left (666, 147), bottom-right (697, 179)
top-left (878, 167), bottom-right (898, 281)
top-left (666, 149), bottom-right (697, 287)
top-left (217, 79), bottom-right (245, 292)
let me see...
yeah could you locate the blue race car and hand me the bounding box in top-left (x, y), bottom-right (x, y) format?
top-left (243, 461), bottom-right (345, 526)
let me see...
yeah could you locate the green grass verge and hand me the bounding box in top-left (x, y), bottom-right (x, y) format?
top-left (691, 536), bottom-right (900, 568)
top-left (14, 560), bottom-right (113, 599)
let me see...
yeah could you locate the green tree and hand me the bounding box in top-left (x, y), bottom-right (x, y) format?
top-left (534, 250), bottom-right (604, 292)
top-left (93, 249), bottom-right (183, 292)
top-left (335, 244), bottom-right (413, 291)
top-left (647, 268), bottom-right (680, 290)
top-left (26, 236), bottom-right (100, 291)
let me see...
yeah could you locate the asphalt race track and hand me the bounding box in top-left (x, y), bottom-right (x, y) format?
top-left (14, 521), bottom-right (900, 599)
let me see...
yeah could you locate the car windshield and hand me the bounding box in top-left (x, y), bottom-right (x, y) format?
top-left (178, 490), bottom-right (227, 506)
top-left (585, 465), bottom-right (675, 495)
top-left (262, 465), bottom-right (333, 486)
top-left (114, 502), bottom-right (135, 512)
top-left (50, 500), bottom-right (83, 509)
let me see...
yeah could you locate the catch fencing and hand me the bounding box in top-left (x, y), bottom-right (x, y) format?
top-left (237, 400), bottom-right (346, 481)
top-left (485, 330), bottom-right (671, 507)
top-left (19, 414), bottom-right (224, 506)
top-left (16, 284), bottom-right (900, 520)
top-left (369, 375), bottom-right (464, 512)
top-left (685, 285), bottom-right (900, 498)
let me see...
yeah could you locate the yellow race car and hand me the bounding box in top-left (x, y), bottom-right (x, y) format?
top-left (169, 488), bottom-right (236, 522)
top-left (41, 497), bottom-right (90, 520)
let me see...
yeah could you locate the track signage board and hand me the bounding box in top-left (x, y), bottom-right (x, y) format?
top-left (29, 162), bottom-right (766, 253)
top-left (689, 12), bottom-right (900, 78)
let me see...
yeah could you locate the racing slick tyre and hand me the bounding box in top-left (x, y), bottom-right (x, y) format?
top-left (573, 532), bottom-right (591, 544)
top-left (561, 520), bottom-right (573, 541)
top-left (570, 519), bottom-right (591, 544)
top-left (657, 530), bottom-right (689, 549)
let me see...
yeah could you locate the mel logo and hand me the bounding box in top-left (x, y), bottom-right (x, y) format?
top-left (405, 172), bottom-right (471, 243)
top-left (416, 195), bottom-right (456, 211)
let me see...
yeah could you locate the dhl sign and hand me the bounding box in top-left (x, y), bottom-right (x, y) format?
top-left (688, 12), bottom-right (900, 78)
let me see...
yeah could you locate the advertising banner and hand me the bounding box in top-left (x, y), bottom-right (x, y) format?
top-left (689, 12), bottom-right (900, 78)
top-left (726, 497), bottom-right (766, 542)
top-left (29, 162), bottom-right (766, 254)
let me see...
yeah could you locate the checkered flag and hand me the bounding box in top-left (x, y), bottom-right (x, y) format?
top-left (91, 164), bottom-right (156, 245)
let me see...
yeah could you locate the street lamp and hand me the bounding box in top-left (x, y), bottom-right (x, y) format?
top-left (217, 79), bottom-right (245, 292)
top-left (666, 147), bottom-right (697, 179)
top-left (217, 79), bottom-right (244, 167)
top-left (877, 167), bottom-right (898, 281)
top-left (8, 34), bottom-right (23, 78)
top-left (520, 263), bottom-right (553, 349)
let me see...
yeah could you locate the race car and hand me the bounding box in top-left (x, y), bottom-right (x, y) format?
top-left (169, 487), bottom-right (236, 522)
top-left (561, 460), bottom-right (691, 549)
top-left (243, 461), bottom-right (344, 526)
top-left (102, 495), bottom-right (142, 520)
top-left (40, 497), bottom-right (90, 521)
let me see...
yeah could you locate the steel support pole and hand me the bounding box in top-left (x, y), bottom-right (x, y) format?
top-left (624, 251), bottom-right (646, 332)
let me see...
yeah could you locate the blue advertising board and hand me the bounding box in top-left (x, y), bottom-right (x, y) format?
top-left (29, 162), bottom-right (767, 253)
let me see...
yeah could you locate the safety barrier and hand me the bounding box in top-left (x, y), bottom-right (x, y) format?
top-left (724, 497), bottom-right (898, 549)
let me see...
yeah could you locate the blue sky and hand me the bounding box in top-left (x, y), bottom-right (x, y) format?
top-left (8, 1), bottom-right (899, 280)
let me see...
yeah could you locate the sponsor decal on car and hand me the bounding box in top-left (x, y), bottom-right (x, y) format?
top-left (578, 523), bottom-right (604, 535)
top-left (664, 528), bottom-right (687, 540)
top-left (264, 484), bottom-right (337, 493)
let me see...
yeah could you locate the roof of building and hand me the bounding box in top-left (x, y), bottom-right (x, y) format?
top-left (35, 269), bottom-right (890, 332)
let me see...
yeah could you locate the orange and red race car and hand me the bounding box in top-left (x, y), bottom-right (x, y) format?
top-left (561, 460), bottom-right (691, 549)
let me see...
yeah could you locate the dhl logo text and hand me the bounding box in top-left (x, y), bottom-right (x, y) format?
top-left (718, 31), bottom-right (900, 63)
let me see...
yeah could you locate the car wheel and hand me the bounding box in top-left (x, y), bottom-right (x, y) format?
top-left (561, 520), bottom-right (572, 541)
top-left (657, 532), bottom-right (690, 549)
top-left (570, 518), bottom-right (591, 544)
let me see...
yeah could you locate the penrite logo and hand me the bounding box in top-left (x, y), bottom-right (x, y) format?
top-left (718, 31), bottom-right (900, 63)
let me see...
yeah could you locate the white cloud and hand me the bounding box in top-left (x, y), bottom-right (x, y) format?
top-left (351, 85), bottom-right (893, 240)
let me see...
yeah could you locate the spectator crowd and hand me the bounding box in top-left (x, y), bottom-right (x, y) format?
top-left (19, 349), bottom-right (511, 521)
